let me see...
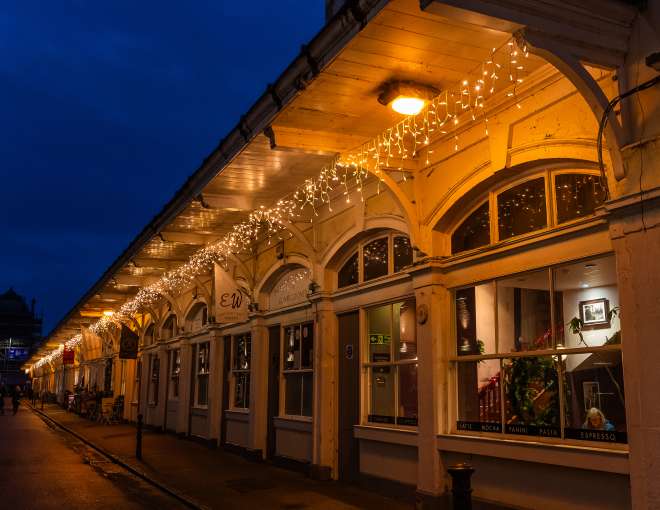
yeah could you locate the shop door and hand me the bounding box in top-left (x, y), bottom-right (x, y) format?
top-left (220, 335), bottom-right (231, 445)
top-left (338, 311), bottom-right (360, 482)
top-left (267, 325), bottom-right (280, 459)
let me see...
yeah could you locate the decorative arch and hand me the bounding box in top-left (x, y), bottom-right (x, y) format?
top-left (254, 255), bottom-right (313, 305)
top-left (160, 313), bottom-right (178, 340)
top-left (183, 299), bottom-right (209, 332)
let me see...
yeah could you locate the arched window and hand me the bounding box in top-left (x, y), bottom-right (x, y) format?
top-left (161, 315), bottom-right (177, 340)
top-left (143, 324), bottom-right (155, 346)
top-left (185, 302), bottom-right (208, 332)
top-left (451, 202), bottom-right (490, 254)
top-left (449, 170), bottom-right (607, 255)
top-left (337, 231), bottom-right (412, 289)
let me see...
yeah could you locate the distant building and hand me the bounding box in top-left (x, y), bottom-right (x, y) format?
top-left (0, 288), bottom-right (42, 385)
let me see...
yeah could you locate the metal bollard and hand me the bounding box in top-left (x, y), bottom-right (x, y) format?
top-left (448, 462), bottom-right (475, 510)
top-left (136, 414), bottom-right (143, 460)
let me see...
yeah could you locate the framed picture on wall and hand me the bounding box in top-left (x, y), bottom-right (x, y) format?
top-left (579, 298), bottom-right (610, 327)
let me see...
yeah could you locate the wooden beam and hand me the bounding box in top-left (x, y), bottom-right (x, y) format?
top-left (269, 125), bottom-right (368, 154)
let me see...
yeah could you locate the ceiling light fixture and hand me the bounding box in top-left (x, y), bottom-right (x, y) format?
top-left (378, 81), bottom-right (439, 116)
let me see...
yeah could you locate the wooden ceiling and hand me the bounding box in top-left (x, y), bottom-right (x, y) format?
top-left (35, 0), bottom-right (547, 355)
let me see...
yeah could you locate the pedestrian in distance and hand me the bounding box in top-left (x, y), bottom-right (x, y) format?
top-left (12, 385), bottom-right (21, 415)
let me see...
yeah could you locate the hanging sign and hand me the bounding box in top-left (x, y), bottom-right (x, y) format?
top-left (215, 264), bottom-right (249, 324)
top-left (119, 325), bottom-right (139, 359)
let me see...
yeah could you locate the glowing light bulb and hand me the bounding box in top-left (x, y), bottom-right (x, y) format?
top-left (390, 96), bottom-right (426, 115)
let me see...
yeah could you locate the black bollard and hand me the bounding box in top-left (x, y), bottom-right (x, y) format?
top-left (136, 414), bottom-right (143, 460)
top-left (448, 462), bottom-right (475, 510)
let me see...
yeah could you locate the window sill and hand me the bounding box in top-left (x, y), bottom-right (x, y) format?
top-left (437, 433), bottom-right (628, 474)
top-left (273, 416), bottom-right (313, 432)
top-left (354, 424), bottom-right (418, 447)
top-left (224, 409), bottom-right (250, 422)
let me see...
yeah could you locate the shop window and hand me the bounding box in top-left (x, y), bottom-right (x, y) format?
top-left (161, 315), bottom-right (177, 340)
top-left (363, 237), bottom-right (389, 281)
top-left (282, 322), bottom-right (314, 417)
top-left (451, 202), bottom-right (490, 254)
top-left (366, 299), bottom-right (418, 426)
top-left (144, 324), bottom-right (155, 346)
top-left (393, 235), bottom-right (413, 273)
top-left (195, 342), bottom-right (210, 407)
top-left (149, 355), bottom-right (159, 406)
top-left (231, 333), bottom-right (251, 409)
top-left (169, 349), bottom-right (181, 399)
top-left (452, 254), bottom-right (625, 444)
top-left (497, 177), bottom-right (547, 240)
top-left (555, 173), bottom-right (607, 225)
top-left (119, 359), bottom-right (127, 396)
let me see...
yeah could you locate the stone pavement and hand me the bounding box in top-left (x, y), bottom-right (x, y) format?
top-left (0, 403), bottom-right (182, 510)
top-left (33, 403), bottom-right (412, 510)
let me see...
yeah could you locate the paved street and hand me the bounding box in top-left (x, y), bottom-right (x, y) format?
top-left (5, 402), bottom-right (413, 510)
top-left (0, 400), bottom-right (182, 509)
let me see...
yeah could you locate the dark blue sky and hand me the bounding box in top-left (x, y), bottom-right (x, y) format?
top-left (0, 1), bottom-right (324, 334)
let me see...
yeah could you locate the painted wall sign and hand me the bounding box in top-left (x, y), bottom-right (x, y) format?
top-left (269, 267), bottom-right (311, 310)
top-left (215, 263), bottom-right (249, 324)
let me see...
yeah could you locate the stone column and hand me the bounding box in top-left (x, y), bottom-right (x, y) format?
top-left (410, 263), bottom-right (451, 507)
top-left (310, 293), bottom-right (338, 480)
top-left (177, 340), bottom-right (194, 435)
top-left (608, 194), bottom-right (660, 510)
top-left (247, 315), bottom-right (269, 459)
top-left (208, 329), bottom-right (225, 443)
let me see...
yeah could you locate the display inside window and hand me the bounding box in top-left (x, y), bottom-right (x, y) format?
top-left (453, 255), bottom-right (625, 444)
top-left (196, 342), bottom-right (210, 406)
top-left (555, 173), bottom-right (607, 225)
top-left (366, 299), bottom-right (418, 426)
top-left (363, 237), bottom-right (389, 281)
top-left (232, 334), bottom-right (251, 409)
top-left (393, 235), bottom-right (413, 272)
top-left (451, 202), bottom-right (490, 254)
top-left (497, 177), bottom-right (547, 240)
top-left (338, 252), bottom-right (359, 288)
top-left (170, 349), bottom-right (181, 398)
top-left (283, 322), bottom-right (314, 417)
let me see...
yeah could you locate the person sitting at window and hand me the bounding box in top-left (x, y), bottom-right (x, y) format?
top-left (583, 407), bottom-right (615, 431)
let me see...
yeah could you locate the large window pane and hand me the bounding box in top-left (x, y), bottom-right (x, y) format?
top-left (394, 299), bottom-right (417, 361)
top-left (369, 365), bottom-right (395, 423)
top-left (302, 373), bottom-right (313, 417)
top-left (363, 237), bottom-right (389, 281)
top-left (456, 359), bottom-right (502, 432)
top-left (503, 356), bottom-right (560, 437)
top-left (555, 173), bottom-right (607, 224)
top-left (338, 252), bottom-right (358, 288)
top-left (284, 325), bottom-right (301, 370)
top-left (553, 255), bottom-right (620, 349)
top-left (197, 375), bottom-right (209, 406)
top-left (497, 270), bottom-right (552, 352)
top-left (562, 351), bottom-right (626, 443)
top-left (368, 304), bottom-right (392, 363)
top-left (397, 363), bottom-right (418, 426)
top-left (452, 201), bottom-right (490, 253)
top-left (301, 323), bottom-right (313, 369)
top-left (393, 235), bottom-right (413, 272)
top-left (284, 373), bottom-right (303, 416)
top-left (456, 283), bottom-right (496, 356)
top-left (233, 334), bottom-right (251, 370)
top-left (234, 372), bottom-right (250, 409)
top-left (497, 177), bottom-right (547, 240)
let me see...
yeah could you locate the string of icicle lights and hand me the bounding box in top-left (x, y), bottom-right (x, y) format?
top-left (33, 39), bottom-right (528, 371)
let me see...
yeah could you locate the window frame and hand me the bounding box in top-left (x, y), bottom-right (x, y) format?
top-left (229, 333), bottom-right (251, 410)
top-left (362, 298), bottom-right (419, 429)
top-left (449, 254), bottom-right (625, 450)
top-left (148, 354), bottom-right (159, 406)
top-left (449, 169), bottom-right (605, 255)
top-left (169, 348), bottom-right (181, 400)
top-left (337, 230), bottom-right (413, 290)
top-left (194, 341), bottom-right (210, 408)
top-left (280, 321), bottom-right (314, 419)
